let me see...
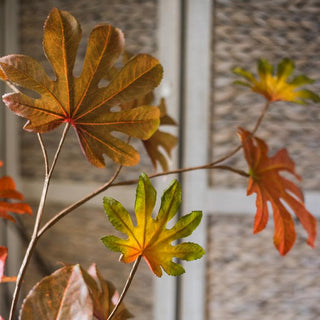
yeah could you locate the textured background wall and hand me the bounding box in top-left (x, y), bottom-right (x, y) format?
top-left (210, 0), bottom-right (320, 190)
top-left (206, 214), bottom-right (320, 320)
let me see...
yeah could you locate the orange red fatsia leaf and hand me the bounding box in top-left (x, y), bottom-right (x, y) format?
top-left (0, 246), bottom-right (17, 283)
top-left (238, 128), bottom-right (317, 255)
top-left (0, 162), bottom-right (32, 222)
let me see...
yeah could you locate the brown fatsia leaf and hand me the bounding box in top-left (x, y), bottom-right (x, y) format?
top-left (86, 264), bottom-right (133, 320)
top-left (238, 128), bottom-right (317, 255)
top-left (0, 8), bottom-right (162, 167)
top-left (20, 265), bottom-right (93, 319)
top-left (104, 51), bottom-right (178, 171)
top-left (20, 264), bottom-right (132, 320)
top-left (142, 98), bottom-right (177, 171)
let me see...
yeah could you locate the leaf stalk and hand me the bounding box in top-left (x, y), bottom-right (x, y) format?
top-left (107, 256), bottom-right (142, 320)
top-left (9, 123), bottom-right (70, 319)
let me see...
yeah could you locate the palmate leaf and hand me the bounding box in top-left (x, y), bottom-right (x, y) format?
top-left (142, 98), bottom-right (177, 171)
top-left (102, 173), bottom-right (205, 277)
top-left (20, 265), bottom-right (93, 319)
top-left (0, 246), bottom-right (17, 283)
top-left (233, 58), bottom-right (320, 104)
top-left (104, 50), bottom-right (178, 171)
top-left (0, 8), bottom-right (162, 167)
top-left (0, 162), bottom-right (32, 222)
top-left (20, 264), bottom-right (131, 320)
top-left (238, 128), bottom-right (317, 255)
top-left (86, 264), bottom-right (133, 320)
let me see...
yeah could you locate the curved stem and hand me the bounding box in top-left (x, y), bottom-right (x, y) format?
top-left (37, 165), bottom-right (122, 239)
top-left (37, 163), bottom-right (246, 238)
top-left (37, 133), bottom-right (49, 176)
top-left (9, 123), bottom-right (70, 319)
top-left (107, 256), bottom-right (142, 320)
top-left (207, 100), bottom-right (271, 167)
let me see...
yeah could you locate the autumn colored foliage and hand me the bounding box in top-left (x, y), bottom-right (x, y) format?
top-left (238, 128), bottom-right (317, 255)
top-left (233, 58), bottom-right (320, 104)
top-left (20, 264), bottom-right (132, 320)
top-left (102, 173), bottom-right (204, 277)
top-left (0, 162), bottom-right (32, 223)
top-left (0, 8), bottom-right (162, 167)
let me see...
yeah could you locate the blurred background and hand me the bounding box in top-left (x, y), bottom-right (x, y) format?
top-left (1, 1), bottom-right (320, 319)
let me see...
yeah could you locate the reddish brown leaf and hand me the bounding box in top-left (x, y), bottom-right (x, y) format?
top-left (0, 246), bottom-right (16, 283)
top-left (86, 263), bottom-right (133, 320)
top-left (20, 265), bottom-right (93, 319)
top-left (142, 98), bottom-right (177, 171)
top-left (20, 264), bottom-right (131, 320)
top-left (104, 51), bottom-right (178, 171)
top-left (238, 128), bottom-right (317, 255)
top-left (0, 246), bottom-right (7, 282)
top-left (0, 8), bottom-right (162, 167)
top-left (0, 163), bottom-right (32, 222)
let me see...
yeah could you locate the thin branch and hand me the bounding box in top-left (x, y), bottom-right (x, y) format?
top-left (37, 133), bottom-right (49, 176)
top-left (37, 163), bottom-right (246, 238)
top-left (37, 165), bottom-right (122, 238)
top-left (213, 165), bottom-right (249, 178)
top-left (48, 123), bottom-right (70, 177)
top-left (206, 100), bottom-right (271, 167)
top-left (107, 256), bottom-right (142, 320)
top-left (9, 123), bottom-right (70, 320)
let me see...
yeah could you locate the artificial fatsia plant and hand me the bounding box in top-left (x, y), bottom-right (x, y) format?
top-left (0, 7), bottom-right (318, 320)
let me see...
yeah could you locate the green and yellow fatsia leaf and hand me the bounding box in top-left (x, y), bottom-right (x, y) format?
top-left (233, 58), bottom-right (320, 104)
top-left (101, 173), bottom-right (205, 277)
top-left (0, 8), bottom-right (162, 167)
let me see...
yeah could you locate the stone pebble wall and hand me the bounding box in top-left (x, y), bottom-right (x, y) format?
top-left (210, 0), bottom-right (320, 189)
top-left (19, 0), bottom-right (159, 183)
top-left (207, 214), bottom-right (320, 320)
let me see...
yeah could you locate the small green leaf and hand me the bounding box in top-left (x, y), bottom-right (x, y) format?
top-left (232, 80), bottom-right (252, 87)
top-left (289, 75), bottom-right (315, 86)
top-left (297, 89), bottom-right (320, 103)
top-left (232, 67), bottom-right (255, 82)
top-left (258, 58), bottom-right (273, 77)
top-left (277, 58), bottom-right (294, 79)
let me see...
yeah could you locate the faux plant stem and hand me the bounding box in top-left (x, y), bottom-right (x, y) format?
top-left (9, 123), bottom-right (70, 320)
top-left (107, 256), bottom-right (142, 320)
top-left (37, 165), bottom-right (122, 238)
top-left (36, 164), bottom-right (247, 238)
top-left (207, 100), bottom-right (271, 167)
